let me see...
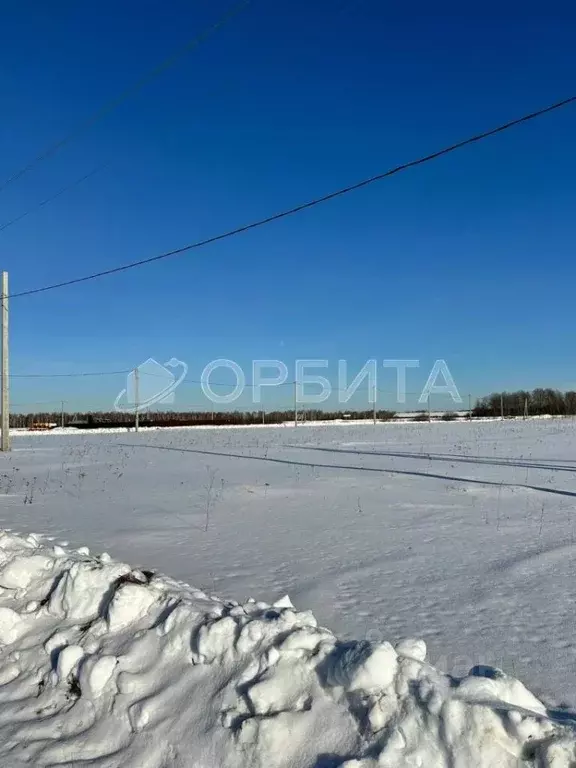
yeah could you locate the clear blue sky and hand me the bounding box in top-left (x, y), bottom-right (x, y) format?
top-left (2, 0), bottom-right (575, 412)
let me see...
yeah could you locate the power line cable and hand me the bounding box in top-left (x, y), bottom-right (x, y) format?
top-left (8, 368), bottom-right (477, 399)
top-left (9, 370), bottom-right (129, 378)
top-left (0, 0), bottom-right (251, 194)
top-left (0, 164), bottom-right (108, 234)
top-left (9, 94), bottom-right (576, 300)
top-left (12, 402), bottom-right (63, 406)
top-left (0, 0), bottom-right (357, 236)
top-left (0, 0), bottom-right (362, 235)
top-left (13, 368), bottom-right (467, 398)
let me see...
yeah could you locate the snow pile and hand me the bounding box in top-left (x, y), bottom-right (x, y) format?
top-left (0, 531), bottom-right (573, 767)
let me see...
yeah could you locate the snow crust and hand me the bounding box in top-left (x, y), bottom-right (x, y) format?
top-left (0, 531), bottom-right (574, 767)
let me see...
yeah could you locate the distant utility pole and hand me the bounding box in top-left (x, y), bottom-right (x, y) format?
top-left (1, 272), bottom-right (9, 452)
top-left (294, 380), bottom-right (298, 427)
top-left (427, 394), bottom-right (431, 422)
top-left (373, 384), bottom-right (377, 425)
top-left (61, 400), bottom-right (65, 429)
top-left (524, 397), bottom-right (529, 420)
top-left (134, 367), bottom-right (140, 432)
top-left (468, 394), bottom-right (472, 421)
top-left (500, 393), bottom-right (504, 420)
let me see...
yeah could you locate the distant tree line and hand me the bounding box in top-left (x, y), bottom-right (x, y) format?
top-left (9, 408), bottom-right (398, 429)
top-left (14, 391), bottom-right (576, 428)
top-left (473, 388), bottom-right (576, 418)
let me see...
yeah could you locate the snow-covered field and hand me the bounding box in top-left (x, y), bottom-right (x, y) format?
top-left (1, 418), bottom-right (576, 764)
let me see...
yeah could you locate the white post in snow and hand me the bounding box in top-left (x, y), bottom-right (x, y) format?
top-left (1, 272), bottom-right (9, 452)
top-left (134, 367), bottom-right (140, 433)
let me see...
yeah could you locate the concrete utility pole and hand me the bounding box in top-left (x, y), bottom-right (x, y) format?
top-left (1, 272), bottom-right (9, 452)
top-left (134, 367), bottom-right (140, 433)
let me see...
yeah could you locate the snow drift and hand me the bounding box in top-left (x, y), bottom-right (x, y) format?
top-left (0, 531), bottom-right (573, 767)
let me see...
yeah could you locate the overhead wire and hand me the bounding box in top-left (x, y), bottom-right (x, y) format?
top-left (8, 94), bottom-right (576, 300)
top-left (8, 369), bottom-right (472, 397)
top-left (0, 0), bottom-right (369, 235)
top-left (0, 0), bottom-right (358, 237)
top-left (9, 370), bottom-right (129, 379)
top-left (0, 0), bottom-right (251, 195)
top-left (0, 165), bottom-right (108, 234)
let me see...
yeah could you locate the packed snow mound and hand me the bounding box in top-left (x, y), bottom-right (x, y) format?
top-left (0, 532), bottom-right (573, 767)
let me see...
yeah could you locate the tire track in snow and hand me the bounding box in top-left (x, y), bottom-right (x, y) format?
top-left (287, 445), bottom-right (576, 474)
top-left (115, 442), bottom-right (576, 501)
